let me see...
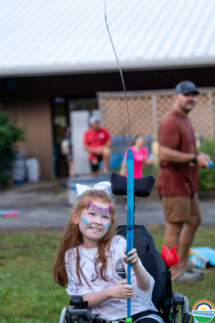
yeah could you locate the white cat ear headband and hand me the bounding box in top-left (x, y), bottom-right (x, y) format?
top-left (76, 181), bottom-right (111, 196)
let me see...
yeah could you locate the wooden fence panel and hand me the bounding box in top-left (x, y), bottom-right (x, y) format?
top-left (99, 89), bottom-right (215, 140)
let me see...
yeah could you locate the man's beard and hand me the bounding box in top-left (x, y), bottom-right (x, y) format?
top-left (179, 101), bottom-right (195, 114)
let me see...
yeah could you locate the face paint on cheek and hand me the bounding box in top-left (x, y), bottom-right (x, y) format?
top-left (105, 222), bottom-right (111, 229)
top-left (81, 217), bottom-right (89, 225)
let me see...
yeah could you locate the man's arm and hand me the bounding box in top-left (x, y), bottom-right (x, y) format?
top-left (160, 146), bottom-right (210, 168)
top-left (84, 144), bottom-right (99, 154)
top-left (83, 137), bottom-right (111, 155)
top-left (84, 143), bottom-right (110, 155)
top-left (197, 150), bottom-right (210, 158)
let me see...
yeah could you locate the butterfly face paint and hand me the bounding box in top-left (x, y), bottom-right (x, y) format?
top-left (86, 202), bottom-right (112, 215)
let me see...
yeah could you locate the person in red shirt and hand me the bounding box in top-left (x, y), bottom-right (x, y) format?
top-left (83, 116), bottom-right (112, 177)
top-left (157, 81), bottom-right (211, 282)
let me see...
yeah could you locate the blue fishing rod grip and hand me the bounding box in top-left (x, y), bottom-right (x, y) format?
top-left (127, 149), bottom-right (134, 230)
top-left (126, 149), bottom-right (134, 320)
top-left (207, 161), bottom-right (215, 167)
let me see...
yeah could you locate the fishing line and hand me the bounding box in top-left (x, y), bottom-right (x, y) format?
top-left (104, 0), bottom-right (131, 146)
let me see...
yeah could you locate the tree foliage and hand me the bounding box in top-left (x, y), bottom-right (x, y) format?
top-left (0, 110), bottom-right (25, 184)
top-left (198, 138), bottom-right (215, 190)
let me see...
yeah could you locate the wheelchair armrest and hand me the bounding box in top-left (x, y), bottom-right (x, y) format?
top-left (182, 295), bottom-right (192, 323)
top-left (66, 296), bottom-right (99, 322)
top-left (172, 292), bottom-right (184, 306)
top-left (70, 295), bottom-right (84, 306)
top-left (68, 308), bottom-right (98, 322)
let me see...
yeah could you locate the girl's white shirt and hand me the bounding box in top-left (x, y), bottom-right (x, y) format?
top-left (65, 235), bottom-right (163, 322)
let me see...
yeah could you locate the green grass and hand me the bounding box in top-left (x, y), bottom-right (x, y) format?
top-left (0, 227), bottom-right (215, 323)
top-left (150, 226), bottom-right (215, 307)
top-left (0, 232), bottom-right (69, 323)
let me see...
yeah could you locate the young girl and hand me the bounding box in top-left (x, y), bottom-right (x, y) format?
top-left (54, 182), bottom-right (162, 323)
top-left (120, 135), bottom-right (153, 178)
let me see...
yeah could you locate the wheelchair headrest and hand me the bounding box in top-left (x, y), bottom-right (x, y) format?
top-left (110, 173), bottom-right (155, 197)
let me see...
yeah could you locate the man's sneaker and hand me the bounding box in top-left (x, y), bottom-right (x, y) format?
top-left (187, 265), bottom-right (204, 276)
top-left (172, 270), bottom-right (200, 282)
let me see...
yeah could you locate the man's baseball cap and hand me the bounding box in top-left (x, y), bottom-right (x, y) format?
top-left (175, 80), bottom-right (200, 95)
top-left (89, 115), bottom-right (100, 123)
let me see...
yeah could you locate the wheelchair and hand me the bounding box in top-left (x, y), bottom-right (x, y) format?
top-left (59, 174), bottom-right (194, 323)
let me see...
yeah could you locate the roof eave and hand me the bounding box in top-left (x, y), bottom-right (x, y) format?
top-left (0, 56), bottom-right (215, 78)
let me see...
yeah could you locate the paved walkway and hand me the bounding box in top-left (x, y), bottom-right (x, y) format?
top-left (1, 181), bottom-right (215, 231)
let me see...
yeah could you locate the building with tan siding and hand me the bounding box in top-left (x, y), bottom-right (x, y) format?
top-left (1, 0), bottom-right (215, 179)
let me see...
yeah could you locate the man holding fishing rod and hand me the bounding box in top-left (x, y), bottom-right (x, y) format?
top-left (157, 81), bottom-right (212, 282)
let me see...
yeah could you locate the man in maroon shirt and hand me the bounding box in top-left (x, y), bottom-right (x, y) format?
top-left (157, 81), bottom-right (211, 282)
top-left (83, 116), bottom-right (112, 177)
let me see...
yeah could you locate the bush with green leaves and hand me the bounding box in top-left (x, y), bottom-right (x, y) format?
top-left (0, 110), bottom-right (25, 184)
top-left (143, 162), bottom-right (159, 189)
top-left (198, 138), bottom-right (215, 191)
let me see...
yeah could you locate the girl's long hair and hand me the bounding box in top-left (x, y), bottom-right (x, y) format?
top-left (54, 190), bottom-right (117, 287)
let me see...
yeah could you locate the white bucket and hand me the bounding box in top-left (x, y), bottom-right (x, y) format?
top-left (25, 158), bottom-right (40, 182)
top-left (67, 186), bottom-right (77, 205)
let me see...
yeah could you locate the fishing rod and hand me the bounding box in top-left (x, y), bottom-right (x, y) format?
top-left (104, 2), bottom-right (134, 322)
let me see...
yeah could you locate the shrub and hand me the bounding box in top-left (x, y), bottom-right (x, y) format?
top-left (143, 163), bottom-right (159, 181)
top-left (198, 138), bottom-right (215, 191)
top-left (0, 110), bottom-right (25, 185)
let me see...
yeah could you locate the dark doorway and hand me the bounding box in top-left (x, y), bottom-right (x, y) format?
top-left (51, 97), bottom-right (98, 178)
top-left (51, 97), bottom-right (69, 177)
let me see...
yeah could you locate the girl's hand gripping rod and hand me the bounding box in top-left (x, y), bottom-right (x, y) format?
top-left (126, 149), bottom-right (134, 323)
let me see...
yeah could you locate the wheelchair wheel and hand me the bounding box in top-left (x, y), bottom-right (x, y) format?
top-left (59, 307), bottom-right (68, 323)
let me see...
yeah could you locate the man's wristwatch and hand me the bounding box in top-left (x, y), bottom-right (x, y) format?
top-left (192, 154), bottom-right (198, 164)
